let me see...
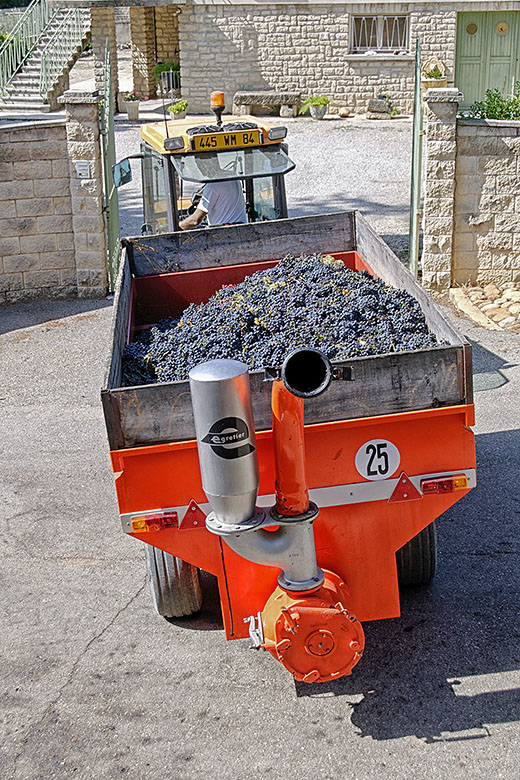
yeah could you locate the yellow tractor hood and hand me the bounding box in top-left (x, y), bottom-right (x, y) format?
top-left (140, 115), bottom-right (286, 155)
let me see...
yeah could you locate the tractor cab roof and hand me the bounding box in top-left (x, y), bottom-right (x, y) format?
top-left (140, 114), bottom-right (287, 156)
top-left (141, 115), bottom-right (294, 184)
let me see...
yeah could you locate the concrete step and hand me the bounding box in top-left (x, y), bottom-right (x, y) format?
top-left (7, 90), bottom-right (46, 97)
top-left (0, 101), bottom-right (48, 112)
top-left (9, 76), bottom-right (42, 85)
top-left (2, 94), bottom-right (44, 104)
top-left (2, 12), bottom-right (91, 110)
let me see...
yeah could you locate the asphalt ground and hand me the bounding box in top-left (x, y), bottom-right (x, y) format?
top-left (1, 117), bottom-right (520, 779)
top-left (1, 295), bottom-right (519, 779)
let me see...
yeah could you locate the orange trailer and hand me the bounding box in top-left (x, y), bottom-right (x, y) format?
top-left (102, 212), bottom-right (475, 682)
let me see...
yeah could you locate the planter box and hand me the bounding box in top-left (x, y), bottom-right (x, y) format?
top-left (125, 101), bottom-right (139, 121)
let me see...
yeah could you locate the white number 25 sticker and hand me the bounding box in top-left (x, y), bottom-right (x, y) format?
top-left (355, 439), bottom-right (401, 481)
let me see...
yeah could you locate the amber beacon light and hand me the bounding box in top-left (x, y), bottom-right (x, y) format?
top-left (210, 91), bottom-right (225, 126)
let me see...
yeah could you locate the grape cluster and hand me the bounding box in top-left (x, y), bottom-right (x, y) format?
top-left (122, 254), bottom-right (439, 386)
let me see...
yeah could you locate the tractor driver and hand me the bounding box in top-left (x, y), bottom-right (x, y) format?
top-left (179, 179), bottom-right (247, 230)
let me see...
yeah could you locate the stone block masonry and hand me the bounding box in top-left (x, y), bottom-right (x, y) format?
top-left (1, 93), bottom-right (109, 304)
top-left (59, 91), bottom-right (108, 299)
top-left (178, 4), bottom-right (458, 115)
top-left (0, 121), bottom-right (75, 304)
top-left (452, 119), bottom-right (520, 288)
top-left (422, 91), bottom-right (520, 292)
top-left (421, 88), bottom-right (462, 291)
top-left (90, 6), bottom-right (118, 99)
top-left (155, 5), bottom-right (180, 65)
top-left (130, 6), bottom-right (157, 99)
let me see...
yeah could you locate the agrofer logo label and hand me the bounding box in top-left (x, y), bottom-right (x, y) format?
top-left (202, 416), bottom-right (255, 460)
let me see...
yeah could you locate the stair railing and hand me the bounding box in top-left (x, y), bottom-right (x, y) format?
top-left (39, 9), bottom-right (90, 101)
top-left (0, 0), bottom-right (56, 96)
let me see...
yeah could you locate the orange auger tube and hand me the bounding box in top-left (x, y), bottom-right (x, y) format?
top-left (271, 380), bottom-right (309, 516)
top-left (265, 370), bottom-right (366, 681)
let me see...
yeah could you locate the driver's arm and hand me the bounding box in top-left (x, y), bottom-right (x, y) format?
top-left (179, 207), bottom-right (206, 231)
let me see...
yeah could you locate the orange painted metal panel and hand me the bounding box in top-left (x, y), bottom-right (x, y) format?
top-left (110, 403), bottom-right (475, 639)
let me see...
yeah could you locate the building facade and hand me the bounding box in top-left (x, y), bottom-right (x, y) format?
top-left (54, 2), bottom-right (520, 115)
top-left (178, 1), bottom-right (520, 115)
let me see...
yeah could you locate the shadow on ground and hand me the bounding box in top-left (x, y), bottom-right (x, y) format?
top-left (172, 421), bottom-right (519, 742)
top-left (292, 425), bottom-right (520, 741)
top-left (471, 339), bottom-right (518, 392)
top-left (0, 298), bottom-right (112, 336)
top-left (166, 572), bottom-right (223, 632)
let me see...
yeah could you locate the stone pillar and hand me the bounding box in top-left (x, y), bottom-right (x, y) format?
top-left (90, 6), bottom-right (119, 100)
top-left (59, 91), bottom-right (108, 298)
top-left (155, 6), bottom-right (180, 64)
top-left (130, 7), bottom-right (157, 98)
top-left (421, 88), bottom-right (463, 291)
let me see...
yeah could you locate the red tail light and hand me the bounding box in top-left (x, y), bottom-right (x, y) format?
top-left (131, 511), bottom-right (178, 533)
top-left (421, 475), bottom-right (468, 495)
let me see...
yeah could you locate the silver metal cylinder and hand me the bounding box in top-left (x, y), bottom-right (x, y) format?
top-left (224, 519), bottom-right (324, 591)
top-left (189, 359), bottom-right (259, 526)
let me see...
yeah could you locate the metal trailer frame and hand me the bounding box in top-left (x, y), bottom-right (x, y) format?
top-left (102, 211), bottom-right (475, 643)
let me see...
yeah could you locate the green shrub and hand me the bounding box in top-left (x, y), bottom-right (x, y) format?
top-left (168, 98), bottom-right (188, 114)
top-left (462, 82), bottom-right (520, 120)
top-left (423, 68), bottom-right (443, 79)
top-left (299, 95), bottom-right (330, 115)
top-left (155, 61), bottom-right (180, 82)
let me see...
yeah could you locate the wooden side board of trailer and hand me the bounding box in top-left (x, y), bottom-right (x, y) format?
top-left (102, 212), bottom-right (473, 451)
top-left (122, 212), bottom-right (356, 277)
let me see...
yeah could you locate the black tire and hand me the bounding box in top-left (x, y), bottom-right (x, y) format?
top-left (396, 521), bottom-right (437, 586)
top-left (145, 546), bottom-right (202, 617)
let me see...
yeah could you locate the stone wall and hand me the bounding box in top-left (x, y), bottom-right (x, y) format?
top-left (90, 6), bottom-right (118, 97)
top-left (0, 93), bottom-right (109, 303)
top-left (421, 88), bottom-right (461, 291)
top-left (0, 121), bottom-right (75, 304)
top-left (60, 92), bottom-right (108, 299)
top-left (178, 3), bottom-right (458, 115)
top-left (130, 6), bottom-right (157, 98)
top-left (155, 5), bottom-right (180, 64)
top-left (411, 8), bottom-right (457, 85)
top-left (422, 90), bottom-right (520, 291)
top-left (452, 119), bottom-right (520, 287)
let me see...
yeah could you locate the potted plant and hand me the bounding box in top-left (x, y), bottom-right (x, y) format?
top-left (421, 58), bottom-right (448, 91)
top-left (123, 90), bottom-right (148, 120)
top-left (299, 95), bottom-right (331, 120)
top-left (168, 99), bottom-right (189, 120)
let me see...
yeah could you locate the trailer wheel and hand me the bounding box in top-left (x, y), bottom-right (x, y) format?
top-left (145, 546), bottom-right (202, 617)
top-left (396, 521), bottom-right (437, 587)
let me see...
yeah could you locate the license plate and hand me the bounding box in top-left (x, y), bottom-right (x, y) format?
top-left (192, 129), bottom-right (261, 152)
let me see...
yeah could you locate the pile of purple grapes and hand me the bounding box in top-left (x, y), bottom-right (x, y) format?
top-left (122, 254), bottom-right (438, 386)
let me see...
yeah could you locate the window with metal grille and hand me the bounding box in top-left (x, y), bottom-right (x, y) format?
top-left (351, 15), bottom-right (409, 53)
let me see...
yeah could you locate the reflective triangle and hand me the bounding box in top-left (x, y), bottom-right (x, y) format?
top-left (388, 472), bottom-right (422, 503)
top-left (179, 499), bottom-right (207, 530)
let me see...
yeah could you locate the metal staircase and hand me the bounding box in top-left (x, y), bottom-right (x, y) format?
top-left (0, 0), bottom-right (90, 112)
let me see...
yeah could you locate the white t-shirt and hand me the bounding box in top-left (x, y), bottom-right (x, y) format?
top-left (198, 180), bottom-right (247, 226)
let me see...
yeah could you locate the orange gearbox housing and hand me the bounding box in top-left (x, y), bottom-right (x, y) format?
top-left (261, 570), bottom-right (365, 682)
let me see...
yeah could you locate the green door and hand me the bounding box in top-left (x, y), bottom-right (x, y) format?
top-left (456, 12), bottom-right (520, 107)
